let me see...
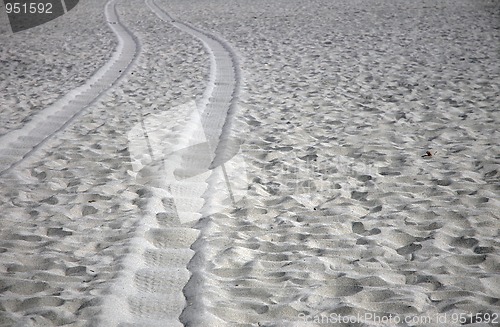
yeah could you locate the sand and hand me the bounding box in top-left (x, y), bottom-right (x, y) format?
top-left (0, 0), bottom-right (116, 137)
top-left (1, 0), bottom-right (499, 326)
top-left (1, 0), bottom-right (208, 325)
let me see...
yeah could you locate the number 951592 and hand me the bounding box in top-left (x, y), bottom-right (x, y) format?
top-left (5, 2), bottom-right (53, 14)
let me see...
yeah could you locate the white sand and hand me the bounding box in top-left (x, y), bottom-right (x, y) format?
top-left (0, 0), bottom-right (116, 137)
top-left (1, 0), bottom-right (208, 325)
top-left (1, 0), bottom-right (499, 326)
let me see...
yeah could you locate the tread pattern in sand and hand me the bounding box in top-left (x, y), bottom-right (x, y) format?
top-left (0, 0), bottom-right (139, 176)
top-left (98, 0), bottom-right (240, 325)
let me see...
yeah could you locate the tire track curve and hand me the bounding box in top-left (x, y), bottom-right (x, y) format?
top-left (97, 0), bottom-right (241, 325)
top-left (0, 0), bottom-right (140, 177)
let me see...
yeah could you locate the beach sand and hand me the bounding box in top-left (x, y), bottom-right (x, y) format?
top-left (1, 0), bottom-right (208, 325)
top-left (0, 0), bottom-right (499, 326)
top-left (0, 0), bottom-right (116, 137)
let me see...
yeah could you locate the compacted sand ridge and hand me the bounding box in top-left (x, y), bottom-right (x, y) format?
top-left (0, 0), bottom-right (499, 326)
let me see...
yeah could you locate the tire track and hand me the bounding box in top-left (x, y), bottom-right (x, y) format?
top-left (97, 0), bottom-right (241, 325)
top-left (0, 0), bottom-right (140, 177)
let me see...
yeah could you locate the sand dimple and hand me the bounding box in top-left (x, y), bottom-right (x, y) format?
top-left (145, 228), bottom-right (199, 249)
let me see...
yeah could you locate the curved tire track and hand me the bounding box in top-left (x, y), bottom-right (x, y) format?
top-left (97, 0), bottom-right (241, 325)
top-left (0, 0), bottom-right (140, 177)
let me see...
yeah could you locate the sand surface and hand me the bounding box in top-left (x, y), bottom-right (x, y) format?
top-left (1, 0), bottom-right (499, 326)
top-left (0, 0), bottom-right (116, 137)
